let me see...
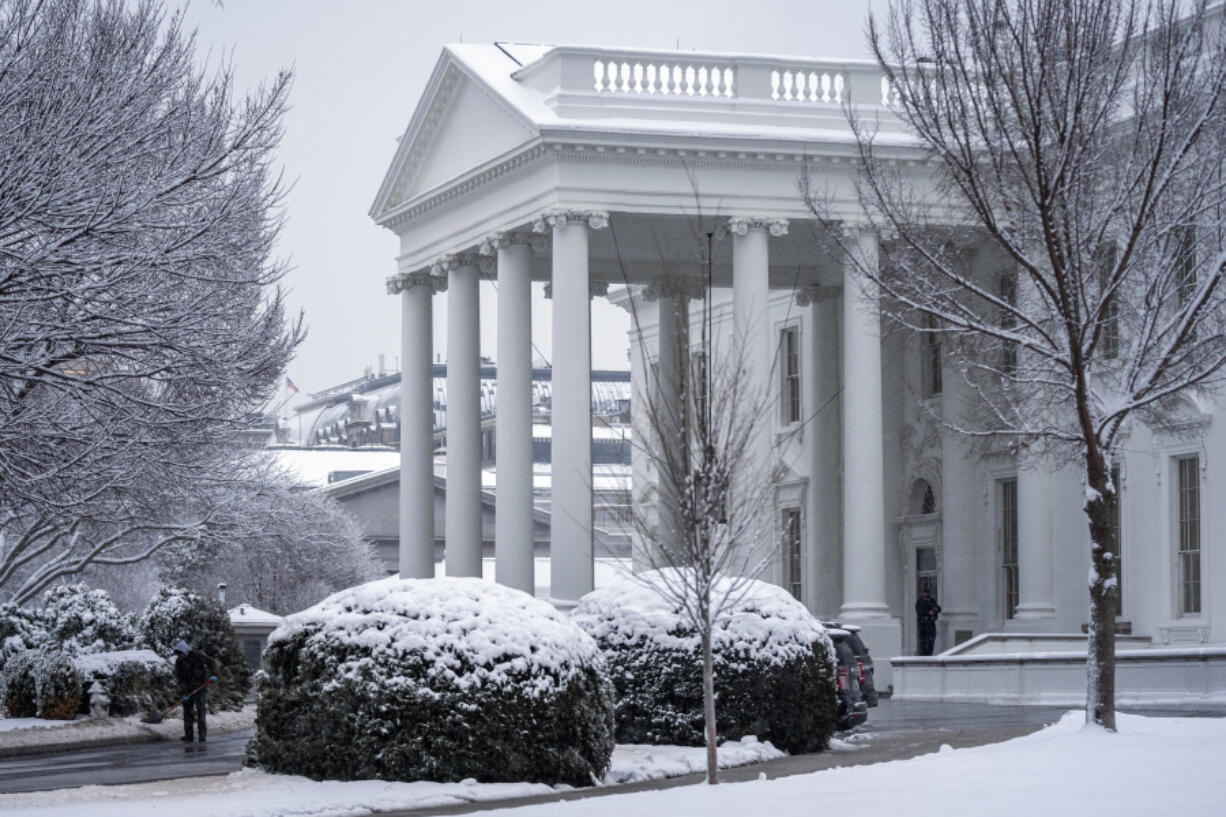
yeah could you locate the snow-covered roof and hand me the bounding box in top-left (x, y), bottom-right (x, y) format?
top-left (229, 604), bottom-right (284, 629)
top-left (268, 448), bottom-right (400, 489)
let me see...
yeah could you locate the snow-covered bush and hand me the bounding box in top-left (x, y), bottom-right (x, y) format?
top-left (571, 569), bottom-right (838, 754)
top-left (75, 650), bottom-right (175, 717)
top-left (40, 584), bottom-right (136, 655)
top-left (246, 577), bottom-right (616, 785)
top-left (33, 651), bottom-right (82, 720)
top-left (138, 587), bottom-right (250, 710)
top-left (0, 649), bottom-right (37, 717)
top-left (0, 603), bottom-right (49, 668)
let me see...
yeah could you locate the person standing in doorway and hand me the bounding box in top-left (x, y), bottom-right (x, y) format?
top-left (172, 640), bottom-right (216, 743)
top-left (915, 587), bottom-right (942, 656)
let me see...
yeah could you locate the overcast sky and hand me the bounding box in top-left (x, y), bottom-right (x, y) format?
top-left (181, 0), bottom-right (882, 398)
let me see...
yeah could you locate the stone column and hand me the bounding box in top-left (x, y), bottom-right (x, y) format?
top-left (939, 355), bottom-right (980, 645)
top-left (1011, 466), bottom-right (1057, 628)
top-left (644, 278), bottom-right (699, 562)
top-left (724, 216), bottom-right (787, 559)
top-left (438, 253), bottom-right (483, 578)
top-left (536, 209), bottom-right (609, 606)
top-left (388, 269), bottom-right (445, 579)
top-left (797, 284), bottom-right (842, 618)
top-left (483, 233), bottom-right (536, 594)
top-left (839, 228), bottom-right (902, 686)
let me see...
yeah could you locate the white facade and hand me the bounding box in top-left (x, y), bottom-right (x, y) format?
top-left (371, 43), bottom-right (1224, 689)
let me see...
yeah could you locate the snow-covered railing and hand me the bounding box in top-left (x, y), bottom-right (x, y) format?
top-left (594, 58), bottom-right (734, 97)
top-left (518, 47), bottom-right (901, 111)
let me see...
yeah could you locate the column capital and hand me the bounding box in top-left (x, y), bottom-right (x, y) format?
top-left (642, 277), bottom-right (706, 302)
top-left (430, 252), bottom-right (486, 276)
top-left (794, 284), bottom-right (842, 306)
top-left (387, 270), bottom-right (446, 295)
top-left (716, 216), bottom-right (789, 240)
top-left (479, 230), bottom-right (547, 256)
top-left (532, 209), bottom-right (610, 233)
top-left (544, 279), bottom-right (609, 300)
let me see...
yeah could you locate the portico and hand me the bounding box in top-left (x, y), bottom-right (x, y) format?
top-left (371, 43), bottom-right (921, 680)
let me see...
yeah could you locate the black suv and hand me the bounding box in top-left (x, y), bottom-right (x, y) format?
top-left (823, 621), bottom-right (879, 707)
top-left (827, 628), bottom-right (868, 730)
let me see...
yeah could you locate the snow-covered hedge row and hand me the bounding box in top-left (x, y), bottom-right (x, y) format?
top-left (138, 587), bottom-right (251, 711)
top-left (246, 577), bottom-right (616, 786)
top-left (571, 569), bottom-right (838, 754)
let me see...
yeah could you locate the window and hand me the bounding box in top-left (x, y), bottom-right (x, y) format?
top-left (1176, 227), bottom-right (1198, 308)
top-left (1096, 243), bottom-right (1119, 359)
top-left (1109, 464), bottom-right (1123, 616)
top-left (916, 546), bottom-right (938, 599)
top-left (781, 508), bottom-right (802, 601)
top-left (998, 272), bottom-right (1018, 374)
top-left (921, 315), bottom-right (942, 397)
top-left (999, 477), bottom-right (1019, 619)
top-left (780, 326), bottom-right (800, 425)
top-left (1177, 455), bottom-right (1201, 616)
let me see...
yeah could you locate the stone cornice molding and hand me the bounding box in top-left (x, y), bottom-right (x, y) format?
top-left (387, 271), bottom-right (447, 295)
top-left (478, 230), bottom-right (545, 256)
top-left (532, 209), bottom-right (610, 233)
top-left (543, 280), bottom-right (610, 300)
top-left (715, 216), bottom-right (789, 240)
top-left (794, 284), bottom-right (842, 306)
top-left (642, 276), bottom-right (706, 302)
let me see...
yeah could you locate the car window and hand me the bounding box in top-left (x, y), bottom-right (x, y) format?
top-left (848, 634), bottom-right (869, 656)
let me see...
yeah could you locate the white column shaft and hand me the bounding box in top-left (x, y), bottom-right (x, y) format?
top-left (399, 282), bottom-right (435, 578)
top-left (731, 227), bottom-right (773, 559)
top-left (840, 231), bottom-right (889, 618)
top-left (495, 243), bottom-right (535, 594)
top-left (1014, 467), bottom-right (1056, 622)
top-left (940, 356), bottom-right (979, 640)
top-left (445, 263), bottom-right (482, 577)
top-left (654, 290), bottom-right (687, 557)
top-left (550, 222), bottom-right (593, 604)
top-left (805, 296), bottom-right (841, 616)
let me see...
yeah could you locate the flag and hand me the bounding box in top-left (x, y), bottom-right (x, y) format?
top-left (286, 376), bottom-right (300, 394)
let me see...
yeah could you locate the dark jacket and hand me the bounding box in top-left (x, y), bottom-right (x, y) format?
top-left (915, 595), bottom-right (942, 627)
top-left (174, 650), bottom-right (213, 696)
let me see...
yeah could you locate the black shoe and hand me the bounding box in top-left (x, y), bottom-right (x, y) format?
top-left (198, 736), bottom-right (206, 743)
top-left (180, 736), bottom-right (193, 743)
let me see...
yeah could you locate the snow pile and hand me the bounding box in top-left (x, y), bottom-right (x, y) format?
top-left (603, 736), bottom-right (784, 784)
top-left (571, 569), bottom-right (838, 754)
top-left (248, 576), bottom-right (615, 786)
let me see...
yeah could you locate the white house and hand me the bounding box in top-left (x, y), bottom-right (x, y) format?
top-left (369, 43), bottom-right (1225, 697)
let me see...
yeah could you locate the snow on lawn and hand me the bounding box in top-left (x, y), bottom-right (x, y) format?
top-left (0, 717), bottom-right (83, 734)
top-left (0, 737), bottom-right (783, 816)
top-left (0, 706), bottom-right (256, 752)
top-left (494, 712), bottom-right (1226, 817)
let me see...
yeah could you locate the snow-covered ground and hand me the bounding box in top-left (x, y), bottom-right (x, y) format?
top-left (5, 714), bottom-right (1222, 816)
top-left (0, 736), bottom-right (783, 816)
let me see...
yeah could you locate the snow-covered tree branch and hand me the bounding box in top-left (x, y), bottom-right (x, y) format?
top-left (0, 0), bottom-right (301, 601)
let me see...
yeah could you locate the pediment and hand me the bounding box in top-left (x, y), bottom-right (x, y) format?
top-left (372, 56), bottom-right (537, 222)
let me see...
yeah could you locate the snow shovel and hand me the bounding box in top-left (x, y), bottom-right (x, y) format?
top-left (141, 679), bottom-right (213, 724)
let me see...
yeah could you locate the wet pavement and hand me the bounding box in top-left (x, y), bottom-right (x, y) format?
top-left (0, 727), bottom-right (253, 794)
top-left (1, 699), bottom-right (1220, 803)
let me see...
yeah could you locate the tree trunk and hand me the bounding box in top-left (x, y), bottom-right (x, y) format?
top-left (702, 627), bottom-right (718, 784)
top-left (1084, 467), bottom-right (1117, 731)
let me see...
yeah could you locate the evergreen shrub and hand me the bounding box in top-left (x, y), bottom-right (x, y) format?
top-left (0, 650), bottom-right (38, 717)
top-left (138, 587), bottom-right (251, 710)
top-left (76, 650), bottom-right (176, 717)
top-left (40, 584), bottom-right (135, 655)
top-left (571, 569), bottom-right (839, 755)
top-left (246, 577), bottom-right (615, 785)
top-left (33, 651), bottom-right (82, 720)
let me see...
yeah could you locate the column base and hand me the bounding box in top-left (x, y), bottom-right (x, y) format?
top-left (836, 612), bottom-right (902, 694)
top-left (1004, 604), bottom-right (1059, 633)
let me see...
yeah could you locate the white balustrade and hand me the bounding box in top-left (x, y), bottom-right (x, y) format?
top-left (770, 68), bottom-right (845, 103)
top-left (593, 58), bottom-right (735, 97)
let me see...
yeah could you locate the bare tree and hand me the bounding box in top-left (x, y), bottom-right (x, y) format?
top-left (159, 461), bottom-right (385, 615)
top-left (809, 0), bottom-right (1226, 729)
top-left (0, 0), bottom-right (301, 601)
top-left (614, 215), bottom-right (780, 784)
